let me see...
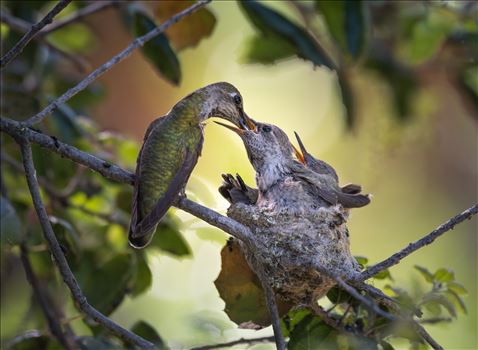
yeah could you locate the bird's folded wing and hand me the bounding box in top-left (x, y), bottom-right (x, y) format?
top-left (131, 146), bottom-right (199, 240)
top-left (341, 183), bottom-right (362, 194)
top-left (129, 117), bottom-right (166, 234)
top-left (292, 164), bottom-right (338, 205)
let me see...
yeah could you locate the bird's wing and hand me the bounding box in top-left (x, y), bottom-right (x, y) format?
top-left (341, 183), bottom-right (362, 194)
top-left (219, 173), bottom-right (258, 205)
top-left (336, 192), bottom-right (371, 208)
top-left (291, 163), bottom-right (338, 205)
top-left (129, 117), bottom-right (166, 234)
top-left (132, 144), bottom-right (200, 238)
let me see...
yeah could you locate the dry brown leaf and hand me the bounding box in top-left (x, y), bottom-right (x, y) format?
top-left (148, 1), bottom-right (217, 51)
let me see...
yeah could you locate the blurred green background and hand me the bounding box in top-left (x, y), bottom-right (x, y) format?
top-left (1, 1), bottom-right (476, 349)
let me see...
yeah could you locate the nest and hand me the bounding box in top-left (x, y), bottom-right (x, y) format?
top-left (227, 203), bottom-right (360, 307)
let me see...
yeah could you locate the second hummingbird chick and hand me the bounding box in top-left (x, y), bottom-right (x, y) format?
top-left (293, 132), bottom-right (370, 200)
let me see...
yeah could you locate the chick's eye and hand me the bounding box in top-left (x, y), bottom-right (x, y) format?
top-left (233, 94), bottom-right (242, 105)
top-left (262, 125), bottom-right (272, 133)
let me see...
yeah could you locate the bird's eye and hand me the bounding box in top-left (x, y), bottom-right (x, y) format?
top-left (262, 125), bottom-right (272, 133)
top-left (233, 94), bottom-right (242, 106)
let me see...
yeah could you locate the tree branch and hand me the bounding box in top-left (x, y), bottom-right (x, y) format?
top-left (0, 12), bottom-right (90, 72)
top-left (255, 265), bottom-right (286, 350)
top-left (23, 0), bottom-right (212, 127)
top-left (1, 117), bottom-right (134, 184)
top-left (39, 0), bottom-right (119, 35)
top-left (19, 243), bottom-right (75, 349)
top-left (0, 0), bottom-right (72, 69)
top-left (191, 336), bottom-right (275, 350)
top-left (357, 203), bottom-right (478, 281)
top-left (18, 140), bottom-right (154, 349)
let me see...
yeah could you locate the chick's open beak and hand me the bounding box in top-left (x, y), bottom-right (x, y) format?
top-left (239, 112), bottom-right (257, 131)
top-left (293, 131), bottom-right (307, 164)
top-left (214, 121), bottom-right (245, 135)
top-left (292, 144), bottom-right (306, 164)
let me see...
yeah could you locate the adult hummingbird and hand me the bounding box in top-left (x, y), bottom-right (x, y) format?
top-left (129, 82), bottom-right (254, 248)
top-left (293, 132), bottom-right (365, 196)
top-left (216, 122), bottom-right (370, 210)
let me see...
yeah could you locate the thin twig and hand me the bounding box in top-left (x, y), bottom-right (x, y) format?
top-left (255, 265), bottom-right (286, 350)
top-left (191, 336), bottom-right (275, 350)
top-left (20, 243), bottom-right (75, 349)
top-left (309, 303), bottom-right (346, 332)
top-left (414, 324), bottom-right (444, 350)
top-left (0, 0), bottom-right (73, 69)
top-left (40, 0), bottom-right (119, 35)
top-left (23, 0), bottom-right (212, 127)
top-left (0, 12), bottom-right (90, 72)
top-left (358, 203), bottom-right (478, 281)
top-left (18, 141), bottom-right (154, 349)
top-left (419, 317), bottom-right (453, 324)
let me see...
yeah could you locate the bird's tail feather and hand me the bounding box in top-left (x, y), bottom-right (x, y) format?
top-left (128, 225), bottom-right (158, 249)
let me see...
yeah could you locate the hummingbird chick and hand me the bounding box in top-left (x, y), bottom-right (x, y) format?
top-left (129, 82), bottom-right (254, 248)
top-left (293, 132), bottom-right (371, 203)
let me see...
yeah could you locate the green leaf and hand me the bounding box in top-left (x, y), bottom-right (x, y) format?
top-left (1, 22), bottom-right (10, 40)
top-left (126, 6), bottom-right (181, 85)
top-left (288, 314), bottom-right (338, 350)
top-left (327, 286), bottom-right (352, 304)
top-left (0, 196), bottom-right (23, 245)
top-left (424, 300), bottom-right (442, 316)
top-left (373, 269), bottom-right (393, 281)
top-left (422, 293), bottom-right (457, 318)
top-left (337, 70), bottom-right (355, 128)
top-left (414, 265), bottom-right (434, 283)
top-left (129, 253), bottom-right (153, 297)
top-left (447, 282), bottom-right (468, 296)
top-left (434, 268), bottom-right (454, 283)
top-left (50, 110), bottom-right (83, 145)
top-left (150, 223), bottom-right (191, 256)
top-left (281, 308), bottom-right (311, 337)
top-left (315, 0), bottom-right (368, 60)
top-left (131, 321), bottom-right (165, 349)
top-left (77, 336), bottom-right (122, 350)
top-left (79, 253), bottom-right (134, 315)
top-left (50, 216), bottom-right (81, 259)
top-left (400, 8), bottom-right (455, 64)
top-left (239, 1), bottom-right (336, 70)
top-left (354, 255), bottom-right (368, 266)
top-left (240, 35), bottom-right (295, 65)
top-left (445, 290), bottom-right (467, 314)
top-left (48, 23), bottom-right (96, 53)
top-left (380, 341), bottom-right (396, 350)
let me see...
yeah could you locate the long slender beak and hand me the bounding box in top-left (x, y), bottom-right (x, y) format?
top-left (240, 112), bottom-right (257, 131)
top-left (293, 131), bottom-right (307, 164)
top-left (214, 121), bottom-right (245, 135)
